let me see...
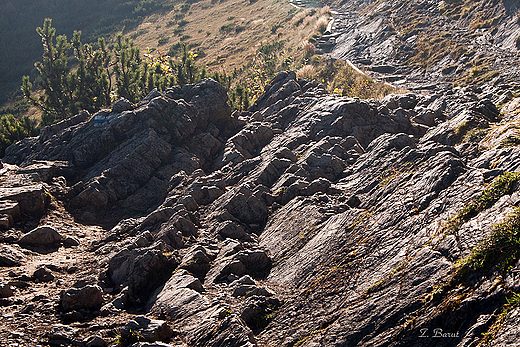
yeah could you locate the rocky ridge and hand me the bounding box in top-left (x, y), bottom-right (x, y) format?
top-left (1, 66), bottom-right (520, 347)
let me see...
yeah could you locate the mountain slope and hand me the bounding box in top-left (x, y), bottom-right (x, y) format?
top-left (2, 1), bottom-right (520, 347)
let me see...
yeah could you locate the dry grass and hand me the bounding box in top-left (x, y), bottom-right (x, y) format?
top-left (315, 16), bottom-right (329, 34)
top-left (297, 64), bottom-right (316, 79)
top-left (126, 0), bottom-right (324, 79)
top-left (301, 59), bottom-right (396, 99)
top-left (301, 41), bottom-right (315, 58)
top-left (319, 5), bottom-right (331, 16)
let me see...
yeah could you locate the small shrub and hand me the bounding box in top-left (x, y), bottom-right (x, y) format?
top-left (0, 114), bottom-right (38, 157)
top-left (235, 25), bottom-right (246, 33)
top-left (443, 172), bottom-right (520, 234)
top-left (130, 28), bottom-right (148, 39)
top-left (180, 3), bottom-right (191, 13)
top-left (500, 135), bottom-right (520, 148)
top-left (454, 206), bottom-right (520, 281)
top-left (464, 127), bottom-right (488, 143)
top-left (158, 37), bottom-right (169, 45)
top-left (454, 120), bottom-right (472, 141)
top-left (220, 23), bottom-right (236, 32)
top-left (178, 19), bottom-right (189, 27)
top-left (271, 24), bottom-right (282, 34)
top-left (481, 291), bottom-right (520, 344)
top-left (168, 42), bottom-right (182, 56)
top-left (180, 34), bottom-right (191, 41)
top-left (194, 49), bottom-right (206, 58)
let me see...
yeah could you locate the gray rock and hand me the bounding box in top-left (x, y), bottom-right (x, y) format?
top-left (47, 324), bottom-right (76, 346)
top-left (412, 109), bottom-right (436, 127)
top-left (215, 221), bottom-right (250, 241)
top-left (0, 245), bottom-right (25, 267)
top-left (108, 248), bottom-right (177, 301)
top-left (19, 225), bottom-right (63, 246)
top-left (230, 275), bottom-right (256, 287)
top-left (130, 343), bottom-right (182, 347)
top-left (179, 246), bottom-right (211, 278)
top-left (205, 258), bottom-right (248, 285)
top-left (60, 285), bottom-right (103, 312)
top-left (232, 284), bottom-right (274, 298)
top-left (62, 235), bottom-right (80, 247)
top-left (111, 98), bottom-right (134, 113)
top-left (121, 316), bottom-right (173, 342)
top-left (112, 286), bottom-right (129, 310)
top-left (84, 335), bottom-right (108, 347)
top-left (0, 200), bottom-right (20, 226)
top-left (151, 286), bottom-right (209, 320)
top-left (177, 195), bottom-right (198, 211)
top-left (163, 269), bottom-right (204, 293)
top-left (0, 185), bottom-right (46, 216)
top-left (33, 266), bottom-right (54, 282)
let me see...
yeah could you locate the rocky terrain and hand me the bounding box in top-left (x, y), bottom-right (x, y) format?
top-left (319, 0), bottom-right (520, 91)
top-left (1, 68), bottom-right (520, 346)
top-left (2, 1), bottom-right (520, 347)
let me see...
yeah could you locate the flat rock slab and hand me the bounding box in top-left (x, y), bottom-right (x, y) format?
top-left (0, 184), bottom-right (46, 215)
top-left (16, 161), bottom-right (71, 182)
top-left (151, 287), bottom-right (209, 320)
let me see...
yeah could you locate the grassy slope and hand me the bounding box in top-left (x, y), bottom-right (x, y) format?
top-left (127, 0), bottom-right (329, 86)
top-left (0, 0), bottom-right (327, 105)
top-left (2, 0), bottom-right (394, 122)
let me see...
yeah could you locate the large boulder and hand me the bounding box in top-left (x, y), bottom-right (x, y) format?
top-left (19, 226), bottom-right (63, 246)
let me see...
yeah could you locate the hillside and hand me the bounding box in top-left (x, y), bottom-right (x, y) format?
top-left (2, 0), bottom-right (520, 347)
top-left (0, 0), bottom-right (328, 107)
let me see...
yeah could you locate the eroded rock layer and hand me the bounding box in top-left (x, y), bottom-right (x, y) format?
top-left (1, 71), bottom-right (520, 346)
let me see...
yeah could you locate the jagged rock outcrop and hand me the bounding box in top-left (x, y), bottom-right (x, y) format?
top-left (2, 70), bottom-right (520, 346)
top-left (3, 80), bottom-right (234, 223)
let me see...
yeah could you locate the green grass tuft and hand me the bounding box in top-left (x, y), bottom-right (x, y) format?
top-left (443, 172), bottom-right (520, 234)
